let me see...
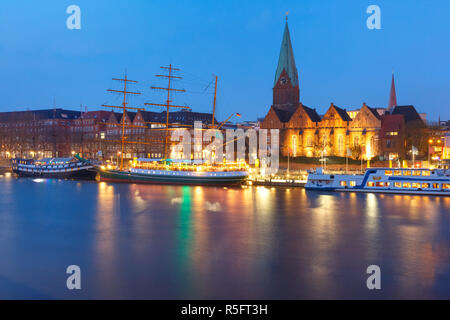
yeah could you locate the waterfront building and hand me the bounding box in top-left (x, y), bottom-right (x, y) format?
top-left (0, 108), bottom-right (81, 159)
top-left (104, 109), bottom-right (217, 161)
top-left (379, 105), bottom-right (426, 160)
top-left (348, 103), bottom-right (381, 160)
top-left (261, 20), bottom-right (427, 162)
top-left (0, 107), bottom-right (216, 161)
top-left (444, 133), bottom-right (450, 160)
top-left (71, 110), bottom-right (110, 159)
top-left (261, 21), bottom-right (381, 160)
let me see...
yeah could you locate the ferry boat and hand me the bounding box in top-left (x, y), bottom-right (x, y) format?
top-left (305, 167), bottom-right (450, 196)
top-left (98, 158), bottom-right (249, 186)
top-left (11, 155), bottom-right (97, 180)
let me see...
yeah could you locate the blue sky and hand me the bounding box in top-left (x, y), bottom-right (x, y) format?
top-left (0, 0), bottom-right (449, 121)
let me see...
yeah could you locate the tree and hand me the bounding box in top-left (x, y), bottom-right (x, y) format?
top-left (351, 144), bottom-right (363, 160)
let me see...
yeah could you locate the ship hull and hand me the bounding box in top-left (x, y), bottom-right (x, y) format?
top-left (306, 186), bottom-right (450, 196)
top-left (305, 168), bottom-right (450, 196)
top-left (13, 168), bottom-right (98, 180)
top-left (98, 169), bottom-right (248, 186)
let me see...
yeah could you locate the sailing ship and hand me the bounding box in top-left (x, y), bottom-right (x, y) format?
top-left (11, 154), bottom-right (97, 180)
top-left (97, 66), bottom-right (249, 186)
top-left (305, 167), bottom-right (450, 196)
top-left (99, 159), bottom-right (248, 186)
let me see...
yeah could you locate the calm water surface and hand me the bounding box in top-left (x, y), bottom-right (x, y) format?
top-left (0, 175), bottom-right (449, 299)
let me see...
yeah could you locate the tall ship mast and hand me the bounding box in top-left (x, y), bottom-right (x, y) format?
top-left (97, 66), bottom-right (249, 186)
top-left (144, 64), bottom-right (191, 159)
top-left (102, 75), bottom-right (143, 170)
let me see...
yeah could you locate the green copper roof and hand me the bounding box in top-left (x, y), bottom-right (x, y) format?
top-left (274, 22), bottom-right (298, 87)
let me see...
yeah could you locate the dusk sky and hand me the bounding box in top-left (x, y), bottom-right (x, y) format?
top-left (0, 0), bottom-right (449, 122)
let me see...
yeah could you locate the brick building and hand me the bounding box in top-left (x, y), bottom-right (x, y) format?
top-left (0, 109), bottom-right (81, 159)
top-left (379, 105), bottom-right (426, 160)
top-left (261, 21), bottom-right (384, 160)
top-left (261, 20), bottom-right (427, 162)
top-left (71, 110), bottom-right (111, 159)
top-left (0, 107), bottom-right (216, 161)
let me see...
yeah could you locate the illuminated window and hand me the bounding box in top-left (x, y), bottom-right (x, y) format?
top-left (444, 184), bottom-right (450, 189)
top-left (403, 171), bottom-right (412, 176)
top-left (394, 170), bottom-right (402, 176)
top-left (422, 183), bottom-right (430, 189)
top-left (367, 182), bottom-right (375, 187)
top-left (433, 183), bottom-right (440, 189)
top-left (422, 171), bottom-right (431, 176)
top-left (385, 170), bottom-right (393, 176)
top-left (350, 181), bottom-right (356, 187)
top-left (387, 131), bottom-right (398, 136)
top-left (394, 182), bottom-right (402, 188)
top-left (412, 183), bottom-right (421, 189)
top-left (412, 171), bottom-right (421, 176)
top-left (376, 182), bottom-right (385, 187)
top-left (292, 135), bottom-right (297, 156)
top-left (403, 183), bottom-right (412, 188)
top-left (340, 181), bottom-right (347, 187)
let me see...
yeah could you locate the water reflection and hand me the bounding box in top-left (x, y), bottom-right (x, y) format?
top-left (1, 178), bottom-right (450, 299)
top-left (94, 182), bottom-right (120, 296)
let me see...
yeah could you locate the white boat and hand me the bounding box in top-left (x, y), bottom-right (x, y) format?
top-left (305, 167), bottom-right (450, 196)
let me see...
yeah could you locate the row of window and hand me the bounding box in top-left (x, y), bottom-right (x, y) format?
top-left (368, 181), bottom-right (449, 189)
top-left (384, 170), bottom-right (431, 176)
top-left (107, 129), bottom-right (146, 135)
top-left (340, 180), bottom-right (450, 189)
top-left (291, 135), bottom-right (375, 152)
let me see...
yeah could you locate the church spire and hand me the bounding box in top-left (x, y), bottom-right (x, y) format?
top-left (274, 20), bottom-right (299, 88)
top-left (388, 73), bottom-right (397, 113)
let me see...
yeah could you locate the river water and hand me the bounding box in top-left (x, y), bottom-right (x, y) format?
top-left (0, 175), bottom-right (449, 299)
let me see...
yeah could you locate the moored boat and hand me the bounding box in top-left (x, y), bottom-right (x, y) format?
top-left (11, 155), bottom-right (97, 180)
top-left (98, 158), bottom-right (249, 186)
top-left (305, 167), bottom-right (450, 196)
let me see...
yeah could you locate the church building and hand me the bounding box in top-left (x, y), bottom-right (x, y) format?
top-left (260, 20), bottom-right (419, 161)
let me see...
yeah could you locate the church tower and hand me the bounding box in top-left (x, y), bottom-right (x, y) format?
top-left (387, 73), bottom-right (397, 114)
top-left (273, 19), bottom-right (300, 109)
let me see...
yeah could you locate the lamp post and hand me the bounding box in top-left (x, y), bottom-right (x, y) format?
top-left (411, 145), bottom-right (418, 168)
top-left (428, 139), bottom-right (433, 167)
top-left (287, 148), bottom-right (290, 176)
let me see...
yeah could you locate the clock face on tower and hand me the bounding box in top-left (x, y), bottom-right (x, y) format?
top-left (280, 77), bottom-right (287, 85)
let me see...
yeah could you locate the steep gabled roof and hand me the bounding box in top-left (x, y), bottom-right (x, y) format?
top-left (302, 105), bottom-right (321, 122)
top-left (391, 105), bottom-right (423, 124)
top-left (272, 106), bottom-right (296, 122)
top-left (368, 108), bottom-right (381, 120)
top-left (107, 112), bottom-right (122, 123)
top-left (126, 111), bottom-right (137, 122)
top-left (115, 111), bottom-right (137, 123)
top-left (365, 105), bottom-right (381, 120)
top-left (274, 21), bottom-right (298, 87)
top-left (332, 104), bottom-right (352, 122)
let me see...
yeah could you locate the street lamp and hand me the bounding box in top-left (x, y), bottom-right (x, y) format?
top-left (428, 139), bottom-right (433, 166)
